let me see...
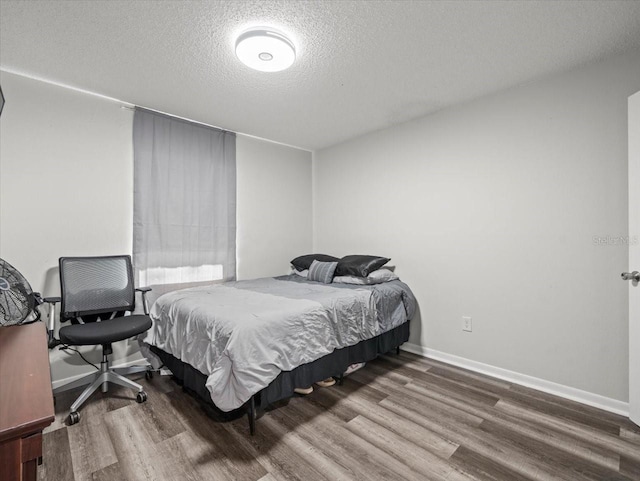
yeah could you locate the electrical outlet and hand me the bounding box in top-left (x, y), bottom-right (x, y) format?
top-left (462, 316), bottom-right (472, 332)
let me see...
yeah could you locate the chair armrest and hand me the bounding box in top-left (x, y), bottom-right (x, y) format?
top-left (42, 297), bottom-right (62, 349)
top-left (135, 287), bottom-right (152, 315)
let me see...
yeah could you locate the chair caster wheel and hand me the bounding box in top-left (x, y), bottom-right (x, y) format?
top-left (145, 370), bottom-right (154, 380)
top-left (136, 391), bottom-right (147, 403)
top-left (68, 412), bottom-right (80, 425)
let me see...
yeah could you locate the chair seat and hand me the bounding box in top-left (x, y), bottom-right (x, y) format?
top-left (59, 315), bottom-right (152, 345)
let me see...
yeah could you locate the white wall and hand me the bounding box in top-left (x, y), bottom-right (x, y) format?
top-left (0, 71), bottom-right (312, 383)
top-left (0, 73), bottom-right (134, 296)
top-left (237, 136), bottom-right (312, 280)
top-left (0, 71), bottom-right (139, 383)
top-left (314, 49), bottom-right (640, 403)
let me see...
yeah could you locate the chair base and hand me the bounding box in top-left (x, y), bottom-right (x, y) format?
top-left (53, 347), bottom-right (149, 421)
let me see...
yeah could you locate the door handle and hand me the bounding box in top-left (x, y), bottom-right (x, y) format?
top-left (621, 271), bottom-right (640, 282)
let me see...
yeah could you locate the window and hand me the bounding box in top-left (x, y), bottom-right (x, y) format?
top-left (132, 108), bottom-right (236, 287)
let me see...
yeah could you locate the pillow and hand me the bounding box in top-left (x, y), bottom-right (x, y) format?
top-left (292, 268), bottom-right (308, 278)
top-left (333, 268), bottom-right (399, 285)
top-left (291, 254), bottom-right (340, 272)
top-left (335, 255), bottom-right (391, 277)
top-left (308, 260), bottom-right (338, 284)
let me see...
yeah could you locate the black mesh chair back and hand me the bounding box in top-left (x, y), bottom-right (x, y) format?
top-left (59, 256), bottom-right (136, 322)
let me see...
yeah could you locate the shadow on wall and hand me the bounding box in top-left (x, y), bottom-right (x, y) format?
top-left (408, 303), bottom-right (422, 346)
top-left (55, 345), bottom-right (102, 367)
top-left (42, 265), bottom-right (59, 297)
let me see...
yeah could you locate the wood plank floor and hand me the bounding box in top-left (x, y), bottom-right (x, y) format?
top-left (40, 352), bottom-right (640, 481)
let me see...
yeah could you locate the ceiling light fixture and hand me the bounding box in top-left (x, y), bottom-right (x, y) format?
top-left (235, 28), bottom-right (296, 72)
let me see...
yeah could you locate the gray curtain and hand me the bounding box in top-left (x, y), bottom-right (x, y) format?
top-left (133, 108), bottom-right (236, 287)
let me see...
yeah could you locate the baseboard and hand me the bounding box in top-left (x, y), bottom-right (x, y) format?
top-left (51, 358), bottom-right (150, 390)
top-left (400, 342), bottom-right (629, 417)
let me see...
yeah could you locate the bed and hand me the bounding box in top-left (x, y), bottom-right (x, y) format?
top-left (139, 273), bottom-right (416, 433)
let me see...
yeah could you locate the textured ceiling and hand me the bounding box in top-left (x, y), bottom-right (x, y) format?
top-left (1, 0), bottom-right (640, 151)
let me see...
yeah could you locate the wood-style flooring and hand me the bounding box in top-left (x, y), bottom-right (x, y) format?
top-left (40, 352), bottom-right (640, 481)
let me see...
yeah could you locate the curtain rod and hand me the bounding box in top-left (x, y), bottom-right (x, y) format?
top-left (125, 105), bottom-right (311, 152)
top-left (125, 105), bottom-right (234, 135)
top-left (0, 67), bottom-right (312, 153)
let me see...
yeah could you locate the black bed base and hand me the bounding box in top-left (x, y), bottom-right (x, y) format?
top-left (150, 321), bottom-right (410, 434)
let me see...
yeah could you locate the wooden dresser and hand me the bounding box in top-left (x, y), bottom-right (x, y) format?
top-left (0, 323), bottom-right (55, 481)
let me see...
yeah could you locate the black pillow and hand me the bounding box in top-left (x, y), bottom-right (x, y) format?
top-left (336, 255), bottom-right (391, 277)
top-left (291, 254), bottom-right (340, 271)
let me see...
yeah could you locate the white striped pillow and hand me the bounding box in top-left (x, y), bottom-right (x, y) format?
top-left (308, 260), bottom-right (338, 284)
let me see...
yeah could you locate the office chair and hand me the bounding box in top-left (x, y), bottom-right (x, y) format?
top-left (45, 255), bottom-right (152, 425)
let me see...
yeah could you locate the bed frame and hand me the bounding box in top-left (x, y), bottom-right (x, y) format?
top-left (150, 320), bottom-right (410, 434)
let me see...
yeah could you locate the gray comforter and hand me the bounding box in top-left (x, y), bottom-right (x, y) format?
top-left (139, 275), bottom-right (416, 411)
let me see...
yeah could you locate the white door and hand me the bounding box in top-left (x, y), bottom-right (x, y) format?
top-left (629, 91), bottom-right (640, 426)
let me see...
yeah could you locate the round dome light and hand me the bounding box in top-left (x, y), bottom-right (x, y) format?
top-left (235, 28), bottom-right (296, 72)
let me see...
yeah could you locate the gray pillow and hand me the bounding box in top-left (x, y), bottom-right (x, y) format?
top-left (308, 260), bottom-right (338, 284)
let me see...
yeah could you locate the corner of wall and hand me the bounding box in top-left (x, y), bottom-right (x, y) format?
top-left (311, 149), bottom-right (318, 252)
